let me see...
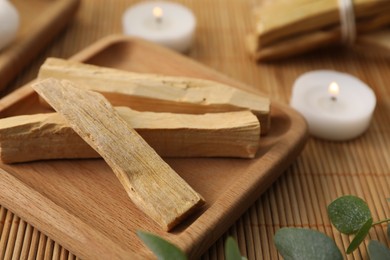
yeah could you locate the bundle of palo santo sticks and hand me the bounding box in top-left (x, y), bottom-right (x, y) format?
top-left (247, 0), bottom-right (390, 61)
top-left (0, 58), bottom-right (270, 230)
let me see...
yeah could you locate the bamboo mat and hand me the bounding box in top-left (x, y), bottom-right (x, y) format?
top-left (1, 0), bottom-right (390, 259)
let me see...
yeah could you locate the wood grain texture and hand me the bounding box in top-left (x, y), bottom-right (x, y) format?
top-left (247, 0), bottom-right (390, 60)
top-left (0, 0), bottom-right (80, 91)
top-left (38, 58), bottom-right (271, 134)
top-left (0, 172), bottom-right (138, 260)
top-left (1, 0), bottom-right (390, 259)
top-left (32, 78), bottom-right (205, 231)
top-left (0, 108), bottom-right (260, 163)
top-left (0, 36), bottom-right (308, 259)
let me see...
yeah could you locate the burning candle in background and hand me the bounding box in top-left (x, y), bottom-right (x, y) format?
top-left (153, 6), bottom-right (163, 24)
top-left (122, 1), bottom-right (196, 53)
top-left (290, 70), bottom-right (376, 141)
top-left (328, 82), bottom-right (339, 101)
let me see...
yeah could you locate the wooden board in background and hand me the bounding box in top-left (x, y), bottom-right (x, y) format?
top-left (0, 0), bottom-right (80, 92)
top-left (0, 36), bottom-right (308, 259)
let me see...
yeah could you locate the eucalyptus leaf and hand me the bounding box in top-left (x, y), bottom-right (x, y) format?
top-left (225, 237), bottom-right (244, 260)
top-left (328, 195), bottom-right (372, 234)
top-left (346, 218), bottom-right (373, 254)
top-left (368, 240), bottom-right (390, 260)
top-left (137, 231), bottom-right (187, 260)
top-left (274, 228), bottom-right (343, 260)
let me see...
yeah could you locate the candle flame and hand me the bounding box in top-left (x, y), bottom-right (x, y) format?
top-left (153, 6), bottom-right (163, 20)
top-left (328, 82), bottom-right (339, 100)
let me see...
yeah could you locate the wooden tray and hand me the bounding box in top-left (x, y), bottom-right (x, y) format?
top-left (0, 0), bottom-right (80, 92)
top-left (0, 35), bottom-right (308, 259)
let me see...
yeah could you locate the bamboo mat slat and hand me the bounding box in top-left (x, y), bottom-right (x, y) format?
top-left (1, 0), bottom-right (390, 259)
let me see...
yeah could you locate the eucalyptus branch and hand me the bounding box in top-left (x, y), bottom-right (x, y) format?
top-left (275, 195), bottom-right (390, 259)
top-left (372, 218), bottom-right (390, 226)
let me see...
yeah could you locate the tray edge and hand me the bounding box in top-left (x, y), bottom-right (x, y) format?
top-left (0, 35), bottom-right (309, 259)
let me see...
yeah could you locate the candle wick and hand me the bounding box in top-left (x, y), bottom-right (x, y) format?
top-left (328, 82), bottom-right (339, 102)
top-left (153, 7), bottom-right (163, 24)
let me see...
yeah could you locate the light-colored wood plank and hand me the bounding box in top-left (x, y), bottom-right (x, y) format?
top-left (32, 78), bottom-right (205, 231)
top-left (38, 58), bottom-right (270, 134)
top-left (0, 108), bottom-right (260, 163)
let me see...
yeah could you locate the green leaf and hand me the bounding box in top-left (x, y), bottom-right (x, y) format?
top-left (368, 240), bottom-right (390, 260)
top-left (225, 237), bottom-right (244, 260)
top-left (346, 218), bottom-right (373, 254)
top-left (328, 195), bottom-right (372, 234)
top-left (274, 228), bottom-right (343, 260)
top-left (137, 231), bottom-right (187, 260)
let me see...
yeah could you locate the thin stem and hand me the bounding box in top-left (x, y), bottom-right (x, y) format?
top-left (372, 218), bottom-right (390, 226)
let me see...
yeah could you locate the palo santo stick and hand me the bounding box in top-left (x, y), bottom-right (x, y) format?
top-left (0, 108), bottom-right (260, 163)
top-left (253, 0), bottom-right (390, 47)
top-left (248, 0), bottom-right (390, 60)
top-left (32, 78), bottom-right (204, 231)
top-left (356, 30), bottom-right (390, 54)
top-left (38, 58), bottom-right (270, 134)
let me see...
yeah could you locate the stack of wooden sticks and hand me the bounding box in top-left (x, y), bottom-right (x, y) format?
top-left (0, 58), bottom-right (270, 231)
top-left (247, 0), bottom-right (390, 61)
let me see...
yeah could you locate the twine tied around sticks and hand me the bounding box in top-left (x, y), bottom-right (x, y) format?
top-left (338, 0), bottom-right (356, 45)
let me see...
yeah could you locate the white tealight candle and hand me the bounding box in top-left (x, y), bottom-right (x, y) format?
top-left (290, 70), bottom-right (376, 141)
top-left (122, 1), bottom-right (196, 53)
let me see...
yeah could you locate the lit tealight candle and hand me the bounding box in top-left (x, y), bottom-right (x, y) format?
top-left (328, 82), bottom-right (339, 101)
top-left (153, 6), bottom-right (163, 24)
top-left (122, 1), bottom-right (196, 52)
top-left (290, 70), bottom-right (376, 141)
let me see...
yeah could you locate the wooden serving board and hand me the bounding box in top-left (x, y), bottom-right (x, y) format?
top-left (0, 35), bottom-right (308, 259)
top-left (0, 0), bottom-right (80, 92)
